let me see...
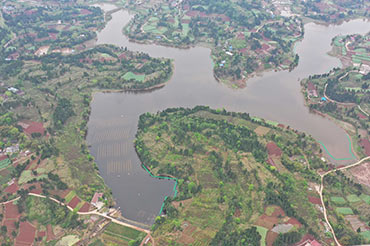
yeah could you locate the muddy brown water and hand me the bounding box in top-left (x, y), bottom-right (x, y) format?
top-left (87, 5), bottom-right (370, 225)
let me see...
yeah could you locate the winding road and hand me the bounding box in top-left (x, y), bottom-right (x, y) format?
top-left (323, 71), bottom-right (369, 116)
top-left (318, 156), bottom-right (370, 246)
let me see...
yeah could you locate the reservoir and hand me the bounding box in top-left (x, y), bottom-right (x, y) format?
top-left (87, 5), bottom-right (370, 226)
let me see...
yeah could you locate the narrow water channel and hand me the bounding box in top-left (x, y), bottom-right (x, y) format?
top-left (87, 5), bottom-right (370, 225)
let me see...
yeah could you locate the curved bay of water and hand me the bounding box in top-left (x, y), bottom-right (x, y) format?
top-left (87, 6), bottom-right (370, 225)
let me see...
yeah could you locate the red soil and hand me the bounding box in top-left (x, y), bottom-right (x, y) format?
top-left (79, 202), bottom-right (91, 213)
top-left (267, 157), bottom-right (276, 166)
top-left (15, 221), bottom-right (36, 245)
top-left (68, 196), bottom-right (81, 209)
top-left (358, 113), bottom-right (367, 120)
top-left (5, 202), bottom-right (20, 219)
top-left (271, 206), bottom-right (285, 217)
top-left (3, 219), bottom-right (17, 237)
top-left (359, 138), bottom-right (370, 156)
top-left (37, 230), bottom-right (46, 239)
top-left (255, 214), bottom-right (278, 230)
top-left (308, 196), bottom-right (321, 205)
top-left (24, 182), bottom-right (42, 195)
top-left (46, 224), bottom-right (55, 241)
top-left (234, 208), bottom-right (241, 217)
top-left (266, 142), bottom-right (282, 157)
top-left (4, 182), bottom-right (19, 194)
top-left (19, 121), bottom-right (45, 136)
top-left (266, 231), bottom-right (279, 246)
top-left (287, 217), bottom-right (302, 227)
top-left (0, 154), bottom-right (8, 161)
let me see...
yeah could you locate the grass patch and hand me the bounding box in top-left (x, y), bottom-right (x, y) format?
top-left (265, 206), bottom-right (275, 216)
top-left (256, 226), bottom-right (268, 246)
top-left (346, 194), bottom-right (361, 203)
top-left (56, 235), bottom-right (79, 246)
top-left (104, 222), bottom-right (143, 241)
top-left (360, 194), bottom-right (370, 205)
top-left (0, 158), bottom-right (11, 170)
top-left (331, 196), bottom-right (346, 205)
top-left (64, 190), bottom-right (76, 203)
top-left (89, 239), bottom-right (104, 246)
top-left (360, 231), bottom-right (370, 241)
top-left (18, 170), bottom-right (33, 184)
top-left (74, 201), bottom-right (85, 212)
top-left (336, 207), bottom-right (354, 215)
top-left (122, 72), bottom-right (145, 82)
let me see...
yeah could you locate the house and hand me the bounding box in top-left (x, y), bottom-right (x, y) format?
top-left (307, 82), bottom-right (318, 97)
top-left (91, 192), bottom-right (104, 208)
top-left (7, 87), bottom-right (19, 94)
top-left (321, 97), bottom-right (327, 102)
top-left (5, 144), bottom-right (19, 153)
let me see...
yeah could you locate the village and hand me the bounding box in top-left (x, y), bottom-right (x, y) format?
top-left (125, 0), bottom-right (304, 88)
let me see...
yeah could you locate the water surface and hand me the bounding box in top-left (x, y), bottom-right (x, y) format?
top-left (87, 7), bottom-right (370, 225)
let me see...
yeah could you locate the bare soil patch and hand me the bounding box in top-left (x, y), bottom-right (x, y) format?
top-left (266, 231), bottom-right (278, 246)
top-left (5, 202), bottom-right (20, 219)
top-left (351, 162), bottom-right (370, 187)
top-left (16, 221), bottom-right (36, 245)
top-left (254, 126), bottom-right (270, 136)
top-left (255, 214), bottom-right (278, 229)
top-left (345, 215), bottom-right (367, 231)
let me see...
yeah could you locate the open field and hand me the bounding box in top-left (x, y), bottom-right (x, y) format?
top-left (331, 197), bottom-right (346, 205)
top-left (336, 207), bottom-right (354, 215)
top-left (136, 107), bottom-right (332, 245)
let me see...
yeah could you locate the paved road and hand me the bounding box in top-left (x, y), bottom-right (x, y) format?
top-left (27, 193), bottom-right (150, 234)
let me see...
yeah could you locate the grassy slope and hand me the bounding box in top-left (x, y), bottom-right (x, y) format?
top-left (136, 107), bottom-right (329, 245)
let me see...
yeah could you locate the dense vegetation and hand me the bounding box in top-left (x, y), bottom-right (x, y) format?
top-left (134, 107), bottom-right (370, 245)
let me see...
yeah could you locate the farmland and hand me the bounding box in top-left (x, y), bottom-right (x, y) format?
top-left (134, 106), bottom-right (370, 245)
top-left (300, 33), bottom-right (370, 242)
top-left (0, 0), bottom-right (173, 244)
top-left (125, 0), bottom-right (303, 88)
top-left (301, 33), bottom-right (369, 160)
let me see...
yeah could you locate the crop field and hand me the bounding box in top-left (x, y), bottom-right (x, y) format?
top-left (336, 207), bottom-right (354, 215)
top-left (0, 158), bottom-right (11, 170)
top-left (64, 190), bottom-right (76, 203)
top-left (360, 194), bottom-right (370, 204)
top-left (256, 226), bottom-right (268, 246)
top-left (360, 231), bottom-right (370, 241)
top-left (346, 194), bottom-right (361, 203)
top-left (103, 222), bottom-right (144, 242)
top-left (122, 72), bottom-right (146, 82)
top-left (331, 196), bottom-right (347, 205)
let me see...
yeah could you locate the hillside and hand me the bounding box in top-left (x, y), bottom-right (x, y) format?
top-left (135, 107), bottom-right (370, 245)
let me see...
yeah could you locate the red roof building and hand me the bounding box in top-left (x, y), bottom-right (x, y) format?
top-left (91, 192), bottom-right (103, 207)
top-left (307, 82), bottom-right (318, 97)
